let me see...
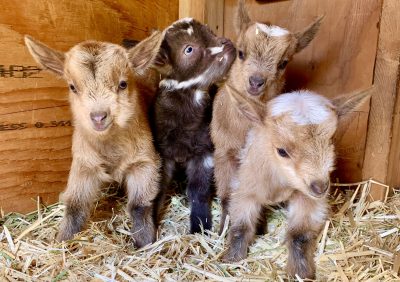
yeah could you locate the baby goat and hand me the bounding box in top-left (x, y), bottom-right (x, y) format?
top-left (152, 18), bottom-right (236, 233)
top-left (25, 33), bottom-right (164, 248)
top-left (211, 0), bottom-right (323, 232)
top-left (224, 89), bottom-right (370, 279)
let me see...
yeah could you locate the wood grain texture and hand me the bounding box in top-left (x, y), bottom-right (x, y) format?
top-left (0, 0), bottom-right (178, 214)
top-left (387, 81), bottom-right (400, 189)
top-left (179, 0), bottom-right (224, 36)
top-left (363, 0), bottom-right (400, 198)
top-left (223, 0), bottom-right (382, 182)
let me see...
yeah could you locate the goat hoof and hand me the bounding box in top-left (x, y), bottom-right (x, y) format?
top-left (56, 230), bottom-right (74, 242)
top-left (132, 231), bottom-right (155, 249)
top-left (223, 248), bottom-right (247, 262)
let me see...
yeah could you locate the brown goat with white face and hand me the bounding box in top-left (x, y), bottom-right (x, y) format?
top-left (211, 0), bottom-right (323, 232)
top-left (25, 33), bottom-right (164, 248)
top-left (223, 89), bottom-right (370, 279)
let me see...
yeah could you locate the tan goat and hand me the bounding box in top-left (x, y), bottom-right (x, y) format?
top-left (211, 0), bottom-right (323, 233)
top-left (25, 33), bottom-right (164, 248)
top-left (223, 89), bottom-right (370, 279)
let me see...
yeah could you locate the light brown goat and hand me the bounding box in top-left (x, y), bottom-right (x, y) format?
top-left (211, 0), bottom-right (323, 232)
top-left (223, 89), bottom-right (370, 279)
top-left (25, 33), bottom-right (164, 248)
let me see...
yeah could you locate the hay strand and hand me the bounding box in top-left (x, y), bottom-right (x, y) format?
top-left (0, 180), bottom-right (398, 281)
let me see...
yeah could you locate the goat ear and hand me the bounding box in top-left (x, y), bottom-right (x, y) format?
top-left (128, 30), bottom-right (165, 72)
top-left (294, 15), bottom-right (324, 53)
top-left (331, 88), bottom-right (371, 118)
top-left (24, 35), bottom-right (65, 76)
top-left (235, 0), bottom-right (252, 34)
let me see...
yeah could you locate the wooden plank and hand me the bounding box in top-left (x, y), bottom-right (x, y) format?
top-left (0, 0), bottom-right (178, 214)
top-left (387, 80), bottom-right (400, 189)
top-left (362, 0), bottom-right (400, 199)
top-left (179, 0), bottom-right (206, 22)
top-left (179, 0), bottom-right (224, 36)
top-left (223, 0), bottom-right (382, 182)
top-left (0, 108), bottom-right (73, 214)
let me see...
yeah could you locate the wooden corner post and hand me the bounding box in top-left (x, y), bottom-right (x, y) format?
top-left (362, 0), bottom-right (400, 200)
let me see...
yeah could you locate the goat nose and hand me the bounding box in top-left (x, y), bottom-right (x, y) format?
top-left (90, 111), bottom-right (108, 124)
top-left (249, 76), bottom-right (265, 89)
top-left (219, 37), bottom-right (229, 45)
top-left (310, 180), bottom-right (330, 196)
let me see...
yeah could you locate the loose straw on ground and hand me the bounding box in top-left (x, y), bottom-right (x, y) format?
top-left (0, 180), bottom-right (399, 281)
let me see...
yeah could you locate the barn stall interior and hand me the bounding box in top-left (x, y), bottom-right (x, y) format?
top-left (0, 0), bottom-right (399, 281)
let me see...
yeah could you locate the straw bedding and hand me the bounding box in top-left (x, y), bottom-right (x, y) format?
top-left (1, 180), bottom-right (399, 281)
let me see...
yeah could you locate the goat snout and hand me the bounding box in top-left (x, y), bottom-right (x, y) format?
top-left (90, 111), bottom-right (110, 131)
top-left (218, 37), bottom-right (235, 52)
top-left (310, 180), bottom-right (330, 197)
top-left (247, 75), bottom-right (265, 95)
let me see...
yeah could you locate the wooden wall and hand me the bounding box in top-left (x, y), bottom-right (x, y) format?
top-left (222, 0), bottom-right (382, 183)
top-left (0, 0), bottom-right (178, 214)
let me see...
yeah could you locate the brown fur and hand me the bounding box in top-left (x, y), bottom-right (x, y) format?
top-left (223, 90), bottom-right (370, 279)
top-left (211, 0), bottom-right (323, 232)
top-left (25, 33), bottom-right (164, 248)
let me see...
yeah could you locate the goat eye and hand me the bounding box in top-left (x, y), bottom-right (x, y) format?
top-left (278, 59), bottom-right (289, 70)
top-left (184, 45), bottom-right (193, 55)
top-left (277, 148), bottom-right (289, 158)
top-left (69, 84), bottom-right (77, 94)
top-left (119, 81), bottom-right (128, 90)
top-left (238, 50), bottom-right (245, 60)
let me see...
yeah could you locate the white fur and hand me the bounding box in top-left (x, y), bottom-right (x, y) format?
top-left (176, 17), bottom-right (193, 24)
top-left (230, 176), bottom-right (240, 190)
top-left (269, 90), bottom-right (333, 125)
top-left (310, 200), bottom-right (328, 226)
top-left (187, 26), bottom-right (194, 35)
top-left (194, 90), bottom-right (204, 105)
top-left (256, 23), bottom-right (289, 37)
top-left (168, 18), bottom-right (194, 31)
top-left (208, 46), bottom-right (224, 55)
top-left (159, 74), bottom-right (204, 90)
top-left (203, 155), bottom-right (214, 169)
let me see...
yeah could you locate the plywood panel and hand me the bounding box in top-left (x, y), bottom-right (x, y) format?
top-left (223, 0), bottom-right (381, 182)
top-left (0, 0), bottom-right (178, 213)
top-left (363, 0), bottom-right (400, 197)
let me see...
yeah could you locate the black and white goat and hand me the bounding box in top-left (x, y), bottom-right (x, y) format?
top-left (152, 18), bottom-right (236, 233)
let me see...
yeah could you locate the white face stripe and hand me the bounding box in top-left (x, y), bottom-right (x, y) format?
top-left (159, 74), bottom-right (205, 90)
top-left (194, 90), bottom-right (204, 105)
top-left (269, 90), bottom-right (333, 125)
top-left (208, 46), bottom-right (224, 55)
top-left (187, 26), bottom-right (194, 35)
top-left (256, 23), bottom-right (289, 37)
top-left (203, 155), bottom-right (214, 169)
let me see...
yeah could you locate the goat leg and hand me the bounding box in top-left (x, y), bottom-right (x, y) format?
top-left (224, 193), bottom-right (262, 261)
top-left (125, 160), bottom-right (160, 248)
top-left (186, 155), bottom-right (213, 233)
top-left (286, 192), bottom-right (328, 279)
top-left (57, 161), bottom-right (102, 242)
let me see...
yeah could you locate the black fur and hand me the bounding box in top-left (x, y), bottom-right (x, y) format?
top-left (154, 86), bottom-right (214, 233)
top-left (287, 231), bottom-right (316, 279)
top-left (151, 19), bottom-right (236, 233)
